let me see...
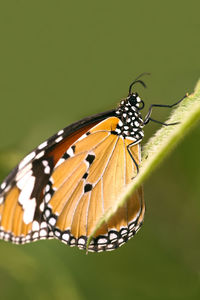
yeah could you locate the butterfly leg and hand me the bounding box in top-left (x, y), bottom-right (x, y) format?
top-left (143, 94), bottom-right (188, 126)
top-left (127, 139), bottom-right (142, 176)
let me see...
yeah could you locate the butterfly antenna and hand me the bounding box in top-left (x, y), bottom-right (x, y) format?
top-left (128, 72), bottom-right (151, 95)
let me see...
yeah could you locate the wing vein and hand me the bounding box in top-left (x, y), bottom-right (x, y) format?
top-left (92, 136), bottom-right (119, 188)
top-left (85, 191), bottom-right (91, 237)
top-left (69, 182), bottom-right (85, 234)
top-left (123, 138), bottom-right (128, 227)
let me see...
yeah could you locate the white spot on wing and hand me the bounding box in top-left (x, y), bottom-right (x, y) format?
top-left (55, 230), bottom-right (61, 237)
top-left (18, 176), bottom-right (35, 206)
top-left (18, 176), bottom-right (36, 224)
top-left (49, 231), bottom-right (54, 237)
top-left (118, 120), bottom-right (123, 127)
top-left (40, 202), bottom-right (44, 212)
top-left (25, 234), bottom-right (31, 241)
top-left (44, 166), bottom-right (50, 174)
top-left (67, 147), bottom-right (74, 157)
top-left (16, 170), bottom-right (32, 190)
top-left (45, 209), bottom-right (50, 218)
top-left (45, 184), bottom-right (50, 192)
top-left (32, 232), bottom-right (39, 239)
top-left (23, 197), bottom-right (36, 224)
top-left (41, 222), bottom-right (47, 228)
top-left (98, 238), bottom-right (107, 244)
top-left (16, 164), bottom-right (32, 182)
top-left (115, 128), bottom-right (121, 134)
top-left (118, 238), bottom-right (124, 244)
top-left (49, 217), bottom-right (56, 226)
top-left (42, 160), bottom-right (48, 166)
top-left (78, 238), bottom-right (85, 245)
top-left (57, 129), bottom-right (64, 136)
top-left (0, 182), bottom-right (6, 190)
top-left (4, 233), bottom-right (10, 241)
top-left (32, 220), bottom-right (40, 231)
top-left (19, 152), bottom-right (36, 170)
top-left (38, 141), bottom-right (48, 150)
top-left (45, 193), bottom-right (51, 203)
top-left (109, 233), bottom-right (118, 241)
top-left (70, 238), bottom-right (75, 245)
top-left (62, 233), bottom-right (70, 241)
top-left (35, 151), bottom-right (45, 160)
top-left (55, 136), bottom-right (63, 143)
top-left (42, 160), bottom-right (51, 174)
top-left (135, 224), bottom-right (140, 232)
top-left (120, 229), bottom-right (128, 236)
top-left (40, 229), bottom-right (47, 237)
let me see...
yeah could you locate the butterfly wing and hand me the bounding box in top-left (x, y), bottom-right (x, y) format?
top-left (0, 110), bottom-right (115, 244)
top-left (43, 116), bottom-right (145, 252)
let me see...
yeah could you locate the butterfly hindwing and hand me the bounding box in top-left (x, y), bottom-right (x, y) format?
top-left (43, 117), bottom-right (144, 252)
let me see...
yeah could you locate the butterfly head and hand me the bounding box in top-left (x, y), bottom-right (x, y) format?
top-left (127, 92), bottom-right (144, 110)
top-left (116, 92), bottom-right (144, 118)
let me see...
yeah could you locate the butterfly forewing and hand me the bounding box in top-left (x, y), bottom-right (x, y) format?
top-left (0, 113), bottom-right (110, 244)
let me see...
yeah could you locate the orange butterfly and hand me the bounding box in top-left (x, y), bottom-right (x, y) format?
top-left (0, 74), bottom-right (185, 252)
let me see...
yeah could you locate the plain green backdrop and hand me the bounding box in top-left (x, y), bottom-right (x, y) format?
top-left (0, 1), bottom-right (200, 300)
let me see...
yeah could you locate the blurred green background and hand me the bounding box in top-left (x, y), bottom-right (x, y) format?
top-left (0, 1), bottom-right (200, 299)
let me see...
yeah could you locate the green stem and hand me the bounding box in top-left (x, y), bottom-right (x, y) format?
top-left (87, 80), bottom-right (200, 248)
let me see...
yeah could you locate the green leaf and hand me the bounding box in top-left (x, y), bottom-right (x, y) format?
top-left (87, 79), bottom-right (200, 248)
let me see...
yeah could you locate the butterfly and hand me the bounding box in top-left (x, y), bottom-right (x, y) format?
top-left (0, 74), bottom-right (185, 252)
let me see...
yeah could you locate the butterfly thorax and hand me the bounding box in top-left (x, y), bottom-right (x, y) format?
top-left (114, 93), bottom-right (144, 142)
